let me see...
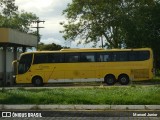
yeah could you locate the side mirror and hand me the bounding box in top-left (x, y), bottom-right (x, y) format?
top-left (12, 60), bottom-right (19, 65)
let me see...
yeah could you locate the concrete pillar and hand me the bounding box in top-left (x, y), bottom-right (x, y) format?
top-left (3, 46), bottom-right (7, 86)
top-left (14, 47), bottom-right (17, 60)
top-left (13, 47), bottom-right (17, 76)
top-left (22, 46), bottom-right (26, 52)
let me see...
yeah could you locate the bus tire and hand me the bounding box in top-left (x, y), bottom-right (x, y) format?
top-left (118, 74), bottom-right (130, 85)
top-left (104, 75), bottom-right (116, 85)
top-left (32, 76), bottom-right (43, 87)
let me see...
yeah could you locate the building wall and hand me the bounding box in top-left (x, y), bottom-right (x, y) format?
top-left (0, 28), bottom-right (37, 47)
top-left (0, 50), bottom-right (21, 81)
top-left (0, 50), bottom-right (4, 79)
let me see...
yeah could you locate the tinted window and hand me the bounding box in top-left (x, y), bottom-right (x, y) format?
top-left (139, 51), bottom-right (150, 60)
top-left (129, 51), bottom-right (150, 61)
top-left (33, 54), bottom-right (48, 64)
top-left (48, 53), bottom-right (64, 63)
top-left (65, 53), bottom-right (80, 63)
top-left (97, 52), bottom-right (112, 62)
top-left (80, 53), bottom-right (95, 62)
top-left (33, 53), bottom-right (65, 64)
top-left (112, 52), bottom-right (128, 61)
top-left (97, 50), bottom-right (150, 62)
top-left (32, 50), bottom-right (150, 64)
top-left (18, 54), bottom-right (33, 74)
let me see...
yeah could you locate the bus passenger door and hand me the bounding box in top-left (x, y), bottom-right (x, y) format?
top-left (16, 54), bottom-right (33, 84)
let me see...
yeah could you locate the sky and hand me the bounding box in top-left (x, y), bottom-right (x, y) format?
top-left (15, 0), bottom-right (91, 48)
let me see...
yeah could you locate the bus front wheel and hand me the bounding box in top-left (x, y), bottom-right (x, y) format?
top-left (32, 76), bottom-right (43, 87)
top-left (118, 74), bottom-right (130, 85)
top-left (104, 75), bottom-right (116, 85)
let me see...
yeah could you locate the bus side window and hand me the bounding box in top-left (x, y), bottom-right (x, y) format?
top-left (80, 53), bottom-right (95, 62)
top-left (129, 52), bottom-right (135, 61)
top-left (104, 54), bottom-right (111, 62)
top-left (33, 54), bottom-right (48, 64)
top-left (129, 51), bottom-right (143, 61)
top-left (98, 52), bottom-right (112, 62)
top-left (55, 54), bottom-right (64, 63)
top-left (129, 51), bottom-right (150, 61)
top-left (65, 53), bottom-right (80, 63)
top-left (139, 51), bottom-right (150, 60)
top-left (98, 55), bottom-right (103, 62)
top-left (81, 55), bottom-right (88, 62)
top-left (113, 52), bottom-right (128, 61)
top-left (48, 54), bottom-right (55, 63)
top-left (48, 53), bottom-right (64, 63)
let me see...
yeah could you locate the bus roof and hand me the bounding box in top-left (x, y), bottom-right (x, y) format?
top-left (21, 48), bottom-right (152, 55)
top-left (60, 48), bottom-right (104, 51)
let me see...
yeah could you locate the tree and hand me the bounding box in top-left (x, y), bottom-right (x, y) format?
top-left (120, 0), bottom-right (159, 48)
top-left (61, 0), bottom-right (160, 68)
top-left (12, 11), bottom-right (38, 33)
top-left (121, 0), bottom-right (160, 68)
top-left (61, 0), bottom-right (160, 48)
top-left (0, 0), bottom-right (39, 33)
top-left (38, 43), bottom-right (64, 51)
top-left (0, 0), bottom-right (18, 17)
top-left (60, 0), bottom-right (125, 48)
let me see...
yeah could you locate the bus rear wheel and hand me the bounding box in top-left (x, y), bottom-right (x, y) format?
top-left (104, 75), bottom-right (116, 85)
top-left (32, 76), bottom-right (43, 87)
top-left (118, 74), bottom-right (130, 85)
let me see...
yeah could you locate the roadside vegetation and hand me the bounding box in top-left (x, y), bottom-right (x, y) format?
top-left (0, 85), bottom-right (159, 105)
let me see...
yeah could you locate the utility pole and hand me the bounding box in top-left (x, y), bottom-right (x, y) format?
top-left (101, 36), bottom-right (104, 48)
top-left (32, 20), bottom-right (45, 47)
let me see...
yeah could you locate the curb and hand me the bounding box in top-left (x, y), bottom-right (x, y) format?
top-left (0, 105), bottom-right (160, 110)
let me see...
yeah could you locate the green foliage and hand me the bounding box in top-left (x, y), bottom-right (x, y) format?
top-left (155, 69), bottom-right (160, 76)
top-left (37, 42), bottom-right (64, 51)
top-left (0, 0), bottom-right (39, 33)
top-left (61, 0), bottom-right (160, 68)
top-left (0, 86), bottom-right (160, 105)
top-left (121, 1), bottom-right (160, 68)
top-left (0, 0), bottom-right (18, 17)
top-left (61, 0), bottom-right (126, 48)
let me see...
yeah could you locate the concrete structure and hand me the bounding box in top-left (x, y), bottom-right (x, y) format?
top-left (0, 105), bottom-right (160, 110)
top-left (0, 28), bottom-right (37, 86)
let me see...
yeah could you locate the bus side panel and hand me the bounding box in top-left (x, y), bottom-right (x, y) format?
top-left (98, 62), bottom-right (131, 80)
top-left (30, 64), bottom-right (49, 83)
top-left (46, 64), bottom-right (65, 82)
top-left (16, 73), bottom-right (31, 84)
top-left (63, 63), bottom-right (96, 79)
top-left (98, 60), bottom-right (151, 81)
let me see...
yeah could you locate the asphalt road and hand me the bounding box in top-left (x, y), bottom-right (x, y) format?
top-left (0, 110), bottom-right (160, 120)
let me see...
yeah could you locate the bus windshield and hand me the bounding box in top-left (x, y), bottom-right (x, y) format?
top-left (18, 54), bottom-right (33, 74)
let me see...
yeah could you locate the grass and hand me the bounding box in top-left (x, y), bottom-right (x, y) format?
top-left (0, 85), bottom-right (160, 105)
top-left (132, 77), bottom-right (160, 84)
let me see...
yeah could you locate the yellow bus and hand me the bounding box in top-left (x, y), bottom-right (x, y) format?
top-left (13, 48), bottom-right (153, 86)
